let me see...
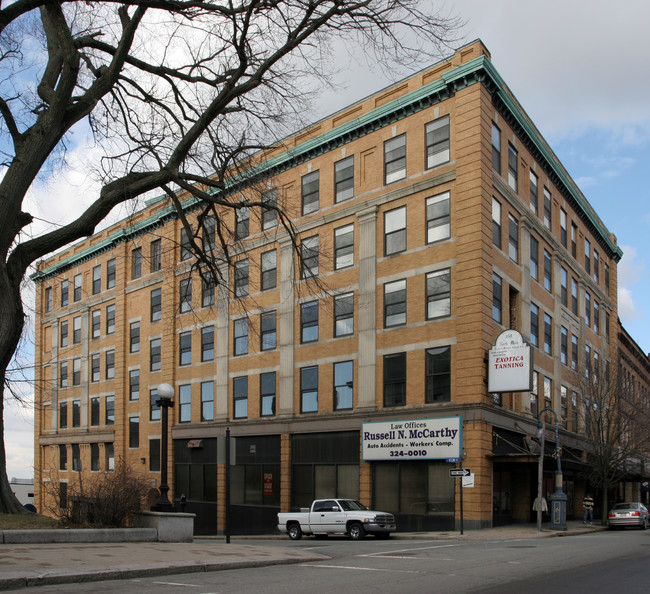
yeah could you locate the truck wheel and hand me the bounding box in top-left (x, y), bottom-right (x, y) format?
top-left (348, 522), bottom-right (365, 540)
top-left (288, 523), bottom-right (303, 540)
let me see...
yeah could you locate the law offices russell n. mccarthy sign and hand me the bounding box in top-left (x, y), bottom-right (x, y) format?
top-left (362, 417), bottom-right (463, 461)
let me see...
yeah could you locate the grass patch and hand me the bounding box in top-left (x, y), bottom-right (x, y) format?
top-left (0, 513), bottom-right (61, 530)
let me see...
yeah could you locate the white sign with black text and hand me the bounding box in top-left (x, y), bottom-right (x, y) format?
top-left (362, 416), bottom-right (462, 461)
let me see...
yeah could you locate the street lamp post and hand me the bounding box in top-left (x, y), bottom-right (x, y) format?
top-left (152, 383), bottom-right (176, 512)
top-left (537, 407), bottom-right (567, 531)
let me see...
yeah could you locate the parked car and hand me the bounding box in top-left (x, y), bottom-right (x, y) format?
top-left (607, 502), bottom-right (649, 530)
top-left (277, 499), bottom-right (396, 540)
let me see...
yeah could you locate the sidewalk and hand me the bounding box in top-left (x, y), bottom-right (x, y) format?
top-left (0, 521), bottom-right (606, 591)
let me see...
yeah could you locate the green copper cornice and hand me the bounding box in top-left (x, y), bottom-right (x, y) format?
top-left (32, 48), bottom-right (621, 283)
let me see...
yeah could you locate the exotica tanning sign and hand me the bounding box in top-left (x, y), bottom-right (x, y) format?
top-left (362, 416), bottom-right (462, 461)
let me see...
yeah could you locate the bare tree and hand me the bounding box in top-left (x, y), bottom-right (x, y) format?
top-left (574, 353), bottom-right (650, 523)
top-left (0, 1), bottom-right (461, 512)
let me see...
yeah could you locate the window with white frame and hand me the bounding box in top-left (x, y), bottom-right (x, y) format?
top-left (261, 250), bottom-right (277, 290)
top-left (529, 171), bottom-right (538, 215)
top-left (384, 134), bottom-right (406, 184)
top-left (425, 115), bottom-right (450, 168)
top-left (236, 206), bottom-right (250, 239)
top-left (530, 235), bottom-right (538, 281)
top-left (426, 268), bottom-right (451, 319)
top-left (492, 198), bottom-right (501, 249)
top-left (260, 310), bottom-right (277, 351)
top-left (426, 191), bottom-right (450, 243)
top-left (334, 156), bottom-right (354, 202)
top-left (201, 326), bottom-right (214, 361)
top-left (233, 376), bottom-right (248, 418)
top-left (180, 278), bottom-right (192, 313)
top-left (334, 292), bottom-right (354, 336)
top-left (234, 259), bottom-right (249, 297)
top-left (384, 206), bottom-right (406, 256)
top-left (300, 236), bottom-right (319, 278)
top-left (300, 366), bottom-right (318, 413)
top-left (492, 272), bottom-right (502, 324)
top-left (543, 188), bottom-right (552, 229)
top-left (300, 300), bottom-right (318, 343)
top-left (201, 381), bottom-right (214, 421)
top-left (233, 318), bottom-right (248, 355)
top-left (334, 224), bottom-right (354, 269)
top-left (334, 361), bottom-right (353, 410)
top-left (507, 143), bottom-right (518, 191)
top-left (301, 170), bottom-right (320, 215)
top-left (179, 384), bottom-right (192, 423)
top-left (179, 331), bottom-right (192, 366)
top-left (261, 188), bottom-right (277, 230)
top-left (491, 123), bottom-right (501, 174)
top-left (260, 372), bottom-right (276, 416)
top-left (508, 214), bottom-right (518, 262)
top-left (384, 279), bottom-right (406, 327)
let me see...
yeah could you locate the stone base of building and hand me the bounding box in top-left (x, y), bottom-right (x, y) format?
top-left (135, 511), bottom-right (196, 542)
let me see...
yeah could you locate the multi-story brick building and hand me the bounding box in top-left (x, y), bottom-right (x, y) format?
top-left (33, 40), bottom-right (632, 534)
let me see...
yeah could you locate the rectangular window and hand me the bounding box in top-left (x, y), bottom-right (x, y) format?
top-left (72, 358), bottom-right (81, 386)
top-left (72, 400), bottom-right (81, 427)
top-left (91, 397), bottom-right (100, 426)
top-left (585, 291), bottom-right (591, 327)
top-left (334, 156), bottom-right (354, 202)
top-left (571, 391), bottom-right (579, 432)
top-left (180, 278), bottom-right (192, 313)
top-left (384, 352), bottom-right (406, 407)
top-left (202, 215), bottom-right (216, 253)
top-left (149, 439), bottom-right (161, 472)
top-left (543, 188), bottom-right (552, 229)
top-left (560, 267), bottom-right (568, 307)
top-left (529, 171), bottom-right (538, 215)
top-left (132, 247), bottom-right (142, 279)
top-left (72, 444), bottom-right (81, 471)
top-left (334, 224), bottom-right (354, 269)
top-left (426, 268), bottom-right (451, 319)
top-left (334, 361), bottom-right (353, 410)
top-left (426, 346), bottom-right (451, 403)
top-left (129, 417), bottom-right (139, 448)
top-left (561, 326), bottom-right (568, 365)
top-left (60, 362), bottom-right (68, 388)
top-left (261, 250), bottom-right (277, 290)
top-left (560, 386), bottom-right (568, 427)
top-left (233, 318), bottom-right (248, 356)
top-left (300, 236), bottom-right (319, 278)
top-left (560, 209), bottom-right (567, 247)
top-left (571, 223), bottom-right (577, 258)
top-left (384, 279), bottom-right (406, 327)
top-left (584, 238), bottom-right (591, 275)
top-left (425, 115), bottom-right (450, 168)
top-left (60, 320), bottom-right (69, 347)
top-left (300, 366), bottom-right (318, 413)
top-left (73, 316), bottom-right (81, 344)
top-left (105, 350), bottom-right (115, 379)
top-left (507, 143), bottom-right (518, 191)
top-left (150, 389), bottom-right (160, 421)
top-left (426, 191), bottom-right (450, 243)
top-left (201, 381), bottom-right (214, 421)
top-left (92, 265), bottom-right (101, 294)
top-left (236, 206), bottom-right (250, 239)
top-left (59, 444), bottom-right (67, 471)
top-left (543, 249), bottom-right (552, 292)
top-left (233, 376), bottom-right (248, 419)
top-left (593, 250), bottom-right (599, 284)
top-left (260, 372), bottom-right (276, 417)
top-left (130, 321), bottom-right (140, 353)
top-left (61, 279), bottom-right (69, 306)
top-left (150, 338), bottom-right (161, 371)
top-left (179, 384), bottom-right (192, 423)
top-left (491, 123), bottom-right (501, 173)
top-left (106, 443), bottom-right (115, 470)
top-left (334, 292), bottom-right (354, 337)
top-left (180, 227), bottom-right (193, 261)
top-left (201, 326), bottom-right (214, 362)
top-left (300, 301), bottom-right (318, 343)
top-left (301, 170), bottom-right (320, 215)
top-left (571, 334), bottom-right (579, 370)
top-left (92, 309), bottom-right (101, 339)
top-left (105, 395), bottom-right (114, 425)
top-left (492, 198), bottom-right (502, 249)
top-left (594, 300), bottom-right (600, 334)
top-left (384, 134), bottom-right (406, 183)
top-left (530, 303), bottom-right (539, 347)
top-left (543, 376), bottom-right (552, 411)
top-left (91, 353), bottom-right (100, 382)
top-left (106, 304), bottom-right (115, 334)
top-left (605, 262), bottom-right (610, 291)
top-left (202, 276), bottom-right (215, 307)
top-left (150, 288), bottom-right (162, 322)
top-left (508, 214), bottom-right (518, 262)
top-left (179, 331), bottom-right (192, 366)
top-left (544, 313), bottom-right (552, 355)
top-left (129, 369), bottom-right (140, 401)
top-left (73, 274), bottom-right (82, 302)
top-left (492, 273), bottom-right (502, 324)
top-left (59, 401), bottom-right (68, 428)
top-left (261, 188), bottom-right (278, 230)
top-left (151, 239), bottom-right (162, 272)
top-left (529, 236), bottom-right (538, 280)
top-left (234, 259), bottom-right (249, 297)
top-left (384, 206), bottom-right (406, 256)
top-left (45, 287), bottom-right (52, 312)
top-left (571, 277), bottom-right (578, 315)
top-left (260, 310), bottom-right (277, 351)
top-left (106, 259), bottom-right (116, 289)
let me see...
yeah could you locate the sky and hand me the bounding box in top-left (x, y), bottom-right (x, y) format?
top-left (5, 0), bottom-right (650, 481)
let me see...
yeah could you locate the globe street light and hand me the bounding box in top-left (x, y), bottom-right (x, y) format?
top-left (536, 407), bottom-right (567, 531)
top-left (152, 383), bottom-right (175, 512)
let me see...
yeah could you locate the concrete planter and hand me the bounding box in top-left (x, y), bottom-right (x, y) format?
top-left (134, 511), bottom-right (196, 542)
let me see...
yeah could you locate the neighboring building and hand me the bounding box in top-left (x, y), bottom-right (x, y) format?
top-left (33, 40), bottom-right (635, 534)
top-left (10, 478), bottom-right (35, 507)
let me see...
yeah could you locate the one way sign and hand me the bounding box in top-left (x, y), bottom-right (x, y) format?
top-left (449, 468), bottom-right (471, 477)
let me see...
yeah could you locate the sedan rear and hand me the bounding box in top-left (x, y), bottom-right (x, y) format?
top-left (608, 502), bottom-right (649, 530)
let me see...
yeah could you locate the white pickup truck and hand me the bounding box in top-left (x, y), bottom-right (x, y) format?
top-left (277, 499), bottom-right (396, 540)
